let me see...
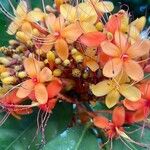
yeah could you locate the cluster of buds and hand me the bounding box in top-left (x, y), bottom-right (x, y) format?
top-left (0, 0), bottom-right (150, 147)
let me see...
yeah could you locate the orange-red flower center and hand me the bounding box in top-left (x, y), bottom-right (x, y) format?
top-left (54, 31), bottom-right (61, 38)
top-left (32, 77), bottom-right (39, 84)
top-left (121, 54), bottom-right (129, 61)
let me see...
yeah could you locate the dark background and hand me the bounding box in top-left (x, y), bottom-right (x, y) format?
top-left (0, 0), bottom-right (150, 46)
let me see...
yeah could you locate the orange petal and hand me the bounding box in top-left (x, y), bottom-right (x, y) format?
top-left (45, 13), bottom-right (56, 32)
top-left (123, 99), bottom-right (145, 111)
top-left (55, 38), bottom-right (69, 60)
top-left (39, 67), bottom-right (52, 82)
top-left (127, 39), bottom-right (150, 58)
top-left (0, 89), bottom-right (22, 104)
top-left (106, 15), bottom-right (121, 34)
top-left (53, 16), bottom-right (65, 32)
top-left (80, 32), bottom-right (107, 47)
top-left (93, 116), bottom-right (109, 129)
top-left (63, 23), bottom-right (82, 43)
top-left (101, 41), bottom-right (120, 57)
top-left (17, 79), bottom-right (34, 98)
top-left (113, 106), bottom-right (125, 127)
top-left (124, 60), bottom-right (144, 81)
top-left (103, 58), bottom-right (122, 78)
top-left (139, 82), bottom-right (150, 100)
top-left (23, 58), bottom-right (41, 78)
top-left (47, 79), bottom-right (62, 98)
top-left (133, 109), bottom-right (147, 122)
top-left (85, 59), bottom-right (99, 72)
top-left (35, 83), bottom-right (48, 104)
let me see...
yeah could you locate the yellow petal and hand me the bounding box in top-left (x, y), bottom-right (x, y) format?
top-left (105, 89), bottom-right (120, 108)
top-left (15, 1), bottom-right (27, 17)
top-left (97, 1), bottom-right (114, 13)
top-left (119, 84), bottom-right (141, 101)
top-left (90, 80), bottom-right (112, 97)
top-left (80, 22), bottom-right (97, 33)
top-left (21, 22), bottom-right (32, 38)
top-left (35, 83), bottom-right (48, 104)
top-left (7, 19), bottom-right (21, 35)
top-left (77, 3), bottom-right (97, 23)
top-left (27, 11), bottom-right (44, 22)
top-left (60, 4), bottom-right (76, 22)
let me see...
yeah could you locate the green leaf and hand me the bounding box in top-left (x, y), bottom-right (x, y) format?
top-left (105, 125), bottom-right (150, 150)
top-left (0, 102), bottom-right (73, 150)
top-left (44, 124), bottom-right (100, 150)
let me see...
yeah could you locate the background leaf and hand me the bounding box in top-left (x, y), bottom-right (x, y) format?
top-left (44, 124), bottom-right (100, 150)
top-left (0, 102), bottom-right (73, 150)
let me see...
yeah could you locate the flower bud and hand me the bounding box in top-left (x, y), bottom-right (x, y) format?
top-left (55, 58), bottom-right (62, 64)
top-left (72, 68), bottom-right (81, 78)
top-left (18, 71), bottom-right (27, 78)
top-left (47, 51), bottom-right (55, 61)
top-left (71, 48), bottom-right (78, 55)
top-left (53, 69), bottom-right (62, 77)
top-left (63, 59), bottom-right (70, 66)
top-left (1, 76), bottom-right (17, 84)
top-left (0, 57), bottom-right (10, 66)
top-left (32, 28), bottom-right (40, 36)
top-left (16, 31), bottom-right (29, 43)
top-left (1, 71), bottom-right (10, 78)
top-left (95, 22), bottom-right (104, 31)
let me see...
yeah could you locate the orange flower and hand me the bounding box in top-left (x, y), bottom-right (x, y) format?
top-left (39, 13), bottom-right (82, 60)
top-left (0, 90), bottom-right (32, 119)
top-left (101, 31), bottom-right (150, 81)
top-left (17, 58), bottom-right (52, 104)
top-left (40, 79), bottom-right (62, 112)
top-left (93, 106), bottom-right (126, 138)
top-left (123, 81), bottom-right (150, 122)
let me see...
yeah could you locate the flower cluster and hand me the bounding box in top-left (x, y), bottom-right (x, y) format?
top-left (0, 0), bottom-right (150, 147)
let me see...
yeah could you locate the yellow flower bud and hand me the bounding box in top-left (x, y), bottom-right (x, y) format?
top-left (82, 72), bottom-right (88, 79)
top-left (16, 45), bottom-right (26, 52)
top-left (55, 58), bottom-right (62, 64)
top-left (95, 22), bottom-right (104, 31)
top-left (9, 40), bottom-right (19, 46)
top-left (0, 57), bottom-right (10, 66)
top-left (71, 48), bottom-right (78, 55)
top-left (1, 76), bottom-right (17, 84)
top-left (16, 31), bottom-right (29, 43)
top-left (75, 55), bottom-right (84, 63)
top-left (44, 59), bottom-right (49, 64)
top-left (0, 65), bottom-right (7, 73)
top-left (32, 28), bottom-right (40, 36)
top-left (107, 32), bottom-right (113, 41)
top-left (18, 71), bottom-right (27, 78)
top-left (53, 69), bottom-right (62, 77)
top-left (1, 71), bottom-right (10, 78)
top-left (47, 51), bottom-right (55, 61)
top-left (63, 59), bottom-right (70, 66)
top-left (72, 68), bottom-right (81, 78)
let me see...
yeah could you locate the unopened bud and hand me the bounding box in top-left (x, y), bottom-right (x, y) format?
top-left (1, 76), bottom-right (17, 84)
top-left (75, 55), bottom-right (84, 63)
top-left (32, 28), bottom-right (40, 36)
top-left (53, 69), bottom-right (62, 77)
top-left (9, 40), bottom-right (19, 47)
top-left (0, 57), bottom-right (10, 66)
top-left (72, 68), bottom-right (81, 78)
top-left (55, 58), bottom-right (62, 64)
top-left (18, 71), bottom-right (27, 78)
top-left (63, 59), bottom-right (70, 66)
top-left (47, 51), bottom-right (55, 61)
top-left (71, 48), bottom-right (78, 55)
top-left (95, 22), bottom-right (104, 31)
top-left (1, 71), bottom-right (10, 78)
top-left (16, 31), bottom-right (29, 43)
